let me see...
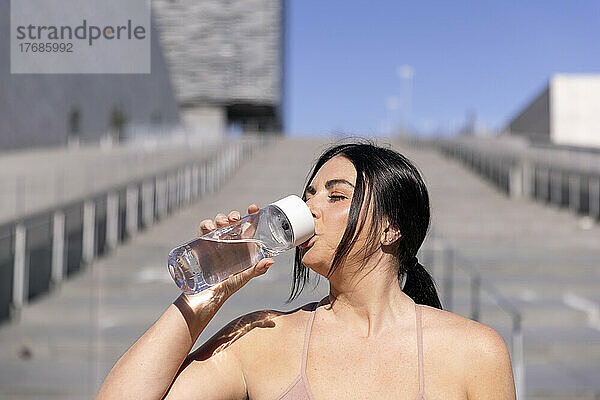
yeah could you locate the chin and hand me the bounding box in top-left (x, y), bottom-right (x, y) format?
top-left (300, 252), bottom-right (331, 277)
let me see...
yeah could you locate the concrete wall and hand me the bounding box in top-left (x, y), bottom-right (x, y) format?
top-left (551, 74), bottom-right (600, 148)
top-left (0, 0), bottom-right (181, 151)
top-left (506, 74), bottom-right (600, 149)
top-left (181, 105), bottom-right (226, 144)
top-left (507, 86), bottom-right (550, 142)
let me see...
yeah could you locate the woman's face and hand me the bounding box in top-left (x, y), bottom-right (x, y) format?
top-left (300, 156), bottom-right (362, 276)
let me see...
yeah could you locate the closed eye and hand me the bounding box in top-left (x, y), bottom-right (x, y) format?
top-left (329, 195), bottom-right (346, 202)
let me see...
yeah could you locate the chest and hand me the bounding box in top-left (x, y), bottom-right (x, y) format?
top-left (246, 334), bottom-right (429, 400)
top-left (243, 320), bottom-right (467, 400)
top-left (304, 335), bottom-right (423, 400)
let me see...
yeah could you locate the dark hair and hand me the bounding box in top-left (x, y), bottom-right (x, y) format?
top-left (287, 139), bottom-right (442, 309)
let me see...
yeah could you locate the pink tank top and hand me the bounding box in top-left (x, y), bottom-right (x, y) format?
top-left (276, 301), bottom-right (427, 400)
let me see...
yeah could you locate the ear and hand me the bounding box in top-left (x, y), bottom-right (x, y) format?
top-left (380, 220), bottom-right (401, 245)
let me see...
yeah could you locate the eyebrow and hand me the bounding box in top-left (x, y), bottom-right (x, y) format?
top-left (305, 179), bottom-right (355, 195)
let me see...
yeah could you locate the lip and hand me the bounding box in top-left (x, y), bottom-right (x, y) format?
top-left (299, 234), bottom-right (316, 249)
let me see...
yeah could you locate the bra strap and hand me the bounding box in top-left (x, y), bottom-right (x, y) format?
top-left (301, 302), bottom-right (319, 376)
top-left (415, 303), bottom-right (425, 395)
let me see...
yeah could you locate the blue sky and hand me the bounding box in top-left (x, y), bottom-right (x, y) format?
top-left (284, 1), bottom-right (600, 137)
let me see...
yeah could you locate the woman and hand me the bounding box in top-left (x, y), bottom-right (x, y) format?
top-left (97, 141), bottom-right (517, 399)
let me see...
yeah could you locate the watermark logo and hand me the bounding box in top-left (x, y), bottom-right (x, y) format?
top-left (11, 0), bottom-right (151, 74)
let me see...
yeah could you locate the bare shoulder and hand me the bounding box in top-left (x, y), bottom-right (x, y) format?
top-left (419, 304), bottom-right (510, 350)
top-left (419, 304), bottom-right (516, 398)
top-left (186, 301), bottom-right (318, 363)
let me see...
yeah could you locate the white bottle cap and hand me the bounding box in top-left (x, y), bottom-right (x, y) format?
top-left (270, 195), bottom-right (315, 247)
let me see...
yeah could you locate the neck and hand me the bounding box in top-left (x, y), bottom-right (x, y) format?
top-left (321, 254), bottom-right (414, 338)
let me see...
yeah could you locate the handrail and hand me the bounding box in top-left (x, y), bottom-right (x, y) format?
top-left (401, 134), bottom-right (547, 399)
top-left (0, 136), bottom-right (270, 324)
top-left (421, 237), bottom-right (525, 399)
top-left (428, 136), bottom-right (600, 220)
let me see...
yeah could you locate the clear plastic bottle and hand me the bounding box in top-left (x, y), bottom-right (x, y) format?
top-left (168, 195), bottom-right (314, 294)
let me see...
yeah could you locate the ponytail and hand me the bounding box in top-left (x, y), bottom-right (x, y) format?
top-left (401, 259), bottom-right (443, 309)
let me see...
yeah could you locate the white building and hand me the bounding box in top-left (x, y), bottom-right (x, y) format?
top-left (504, 74), bottom-right (600, 149)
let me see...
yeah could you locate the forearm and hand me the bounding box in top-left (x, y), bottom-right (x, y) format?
top-left (96, 293), bottom-right (224, 400)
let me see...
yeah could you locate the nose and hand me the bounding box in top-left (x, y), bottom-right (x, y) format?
top-left (305, 197), bottom-right (321, 219)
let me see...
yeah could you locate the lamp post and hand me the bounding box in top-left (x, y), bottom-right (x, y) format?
top-left (397, 64), bottom-right (414, 136)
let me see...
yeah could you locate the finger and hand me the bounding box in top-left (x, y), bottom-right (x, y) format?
top-left (198, 219), bottom-right (216, 235)
top-left (252, 258), bottom-right (275, 276)
top-left (234, 258), bottom-right (274, 287)
top-left (215, 213), bottom-right (229, 228)
top-left (227, 210), bottom-right (241, 222)
top-left (247, 204), bottom-right (259, 214)
top-left (214, 258), bottom-right (274, 298)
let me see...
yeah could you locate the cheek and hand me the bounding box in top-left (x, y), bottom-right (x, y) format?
top-left (301, 204), bottom-right (351, 265)
top-left (316, 207), bottom-right (350, 251)
top-left (328, 203), bottom-right (350, 227)
top-left (329, 207), bottom-right (350, 239)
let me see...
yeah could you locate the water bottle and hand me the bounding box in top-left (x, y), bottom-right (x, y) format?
top-left (168, 195), bottom-right (315, 294)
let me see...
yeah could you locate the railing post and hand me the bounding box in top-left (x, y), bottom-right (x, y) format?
top-left (142, 181), bottom-right (154, 227)
top-left (509, 163), bottom-right (524, 199)
top-left (550, 170), bottom-right (561, 205)
top-left (589, 175), bottom-right (599, 219)
top-left (208, 162), bottom-right (214, 193)
top-left (12, 223), bottom-right (27, 314)
top-left (521, 161), bottom-right (533, 199)
top-left (512, 314), bottom-right (526, 400)
top-left (178, 168), bottom-right (185, 206)
top-left (470, 273), bottom-right (481, 322)
top-left (106, 192), bottom-right (119, 250)
top-left (200, 163), bottom-right (207, 195)
top-left (219, 150), bottom-right (225, 188)
top-left (160, 176), bottom-right (168, 218)
top-left (539, 168), bottom-right (549, 202)
top-left (175, 171), bottom-right (181, 207)
top-left (126, 185), bottom-right (138, 236)
top-left (191, 164), bottom-right (199, 199)
top-left (51, 210), bottom-right (65, 285)
top-left (569, 173), bottom-right (581, 214)
top-left (184, 167), bottom-right (192, 204)
top-left (154, 177), bottom-right (164, 219)
top-left (82, 200), bottom-right (95, 264)
top-left (164, 175), bottom-right (170, 214)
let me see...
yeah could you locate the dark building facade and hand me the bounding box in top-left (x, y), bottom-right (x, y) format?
top-left (0, 0), bottom-right (181, 151)
top-left (152, 0), bottom-right (284, 135)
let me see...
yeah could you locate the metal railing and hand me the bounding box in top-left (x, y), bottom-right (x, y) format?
top-left (400, 134), bottom-right (600, 399)
top-left (401, 136), bottom-right (526, 398)
top-left (0, 136), bottom-right (268, 324)
top-left (419, 239), bottom-right (525, 399)
top-left (430, 137), bottom-right (600, 220)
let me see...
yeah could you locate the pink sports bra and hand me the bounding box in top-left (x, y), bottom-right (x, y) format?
top-left (276, 301), bottom-right (427, 400)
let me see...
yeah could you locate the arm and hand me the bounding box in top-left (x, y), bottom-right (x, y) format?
top-left (163, 309), bottom-right (278, 399)
top-left (97, 293), bottom-right (231, 399)
top-left (466, 325), bottom-right (517, 400)
top-left (96, 207), bottom-right (274, 400)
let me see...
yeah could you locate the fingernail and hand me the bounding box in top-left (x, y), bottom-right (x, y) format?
top-left (260, 261), bottom-right (273, 270)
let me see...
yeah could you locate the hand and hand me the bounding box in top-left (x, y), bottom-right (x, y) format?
top-left (190, 204), bottom-right (275, 304)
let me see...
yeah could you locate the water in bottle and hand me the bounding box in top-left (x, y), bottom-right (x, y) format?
top-left (168, 195), bottom-right (314, 294)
